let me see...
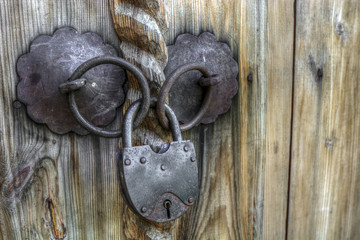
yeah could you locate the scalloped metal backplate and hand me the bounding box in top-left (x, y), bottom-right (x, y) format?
top-left (16, 27), bottom-right (127, 135)
top-left (165, 32), bottom-right (239, 125)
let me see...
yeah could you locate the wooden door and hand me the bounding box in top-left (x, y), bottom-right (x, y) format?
top-left (0, 0), bottom-right (359, 239)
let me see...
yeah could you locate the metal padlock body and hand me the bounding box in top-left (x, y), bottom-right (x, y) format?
top-left (118, 99), bottom-right (199, 222)
top-left (119, 141), bottom-right (198, 222)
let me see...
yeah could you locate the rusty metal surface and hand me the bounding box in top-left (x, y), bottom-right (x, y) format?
top-left (123, 98), bottom-right (181, 147)
top-left (59, 78), bottom-right (87, 94)
top-left (16, 27), bottom-right (127, 135)
top-left (157, 63), bottom-right (219, 131)
top-left (119, 98), bottom-right (198, 222)
top-left (65, 56), bottom-right (150, 138)
top-left (165, 32), bottom-right (239, 125)
top-left (118, 141), bottom-right (198, 222)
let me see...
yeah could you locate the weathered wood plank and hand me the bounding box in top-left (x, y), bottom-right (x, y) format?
top-left (165, 0), bottom-right (294, 239)
top-left (0, 0), bottom-right (294, 239)
top-left (0, 1), bottom-right (126, 239)
top-left (264, 1), bottom-right (294, 238)
top-left (288, 0), bottom-right (360, 239)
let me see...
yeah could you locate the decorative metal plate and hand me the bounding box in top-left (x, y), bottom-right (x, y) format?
top-left (118, 141), bottom-right (198, 222)
top-left (165, 32), bottom-right (239, 125)
top-left (16, 27), bottom-right (127, 135)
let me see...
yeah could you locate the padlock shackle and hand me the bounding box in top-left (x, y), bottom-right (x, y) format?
top-left (123, 98), bottom-right (182, 148)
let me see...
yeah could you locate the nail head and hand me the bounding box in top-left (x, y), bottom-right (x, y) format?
top-left (13, 100), bottom-right (22, 109)
top-left (247, 73), bottom-right (253, 82)
top-left (317, 68), bottom-right (323, 78)
top-left (125, 159), bottom-right (131, 165)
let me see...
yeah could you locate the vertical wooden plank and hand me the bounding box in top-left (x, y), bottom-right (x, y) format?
top-left (0, 0), bottom-right (295, 239)
top-left (165, 0), bottom-right (294, 239)
top-left (0, 0), bottom-right (127, 239)
top-left (265, 1), bottom-right (294, 239)
top-left (288, 0), bottom-right (360, 239)
top-left (236, 1), bottom-right (269, 238)
top-left (165, 1), bottom-right (242, 239)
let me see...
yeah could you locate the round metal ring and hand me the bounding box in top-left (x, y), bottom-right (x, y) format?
top-left (157, 63), bottom-right (214, 131)
top-left (67, 55), bottom-right (150, 137)
top-left (123, 98), bottom-right (182, 148)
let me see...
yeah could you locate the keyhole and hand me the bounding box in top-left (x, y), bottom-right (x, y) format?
top-left (163, 200), bottom-right (172, 219)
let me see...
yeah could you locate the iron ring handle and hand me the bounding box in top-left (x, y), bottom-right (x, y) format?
top-left (61, 55), bottom-right (151, 138)
top-left (157, 63), bottom-right (219, 131)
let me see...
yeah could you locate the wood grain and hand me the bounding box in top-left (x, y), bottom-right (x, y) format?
top-left (161, 0), bottom-right (294, 239)
top-left (287, 0), bottom-right (360, 239)
top-left (0, 1), bottom-right (126, 239)
top-left (110, 0), bottom-right (172, 153)
top-left (110, 0), bottom-right (294, 238)
top-left (265, 1), bottom-right (294, 238)
top-left (0, 0), bottom-right (294, 239)
top-left (7, 0), bottom-right (360, 239)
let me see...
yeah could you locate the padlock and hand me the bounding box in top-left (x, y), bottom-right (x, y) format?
top-left (118, 98), bottom-right (199, 222)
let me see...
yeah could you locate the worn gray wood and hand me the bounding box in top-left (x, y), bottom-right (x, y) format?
top-left (288, 1), bottom-right (360, 239)
top-left (0, 1), bottom-right (126, 239)
top-left (110, 0), bottom-right (294, 239)
top-left (0, 0), bottom-right (294, 239)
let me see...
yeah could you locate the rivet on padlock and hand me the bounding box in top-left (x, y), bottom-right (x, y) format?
top-left (118, 98), bottom-right (199, 222)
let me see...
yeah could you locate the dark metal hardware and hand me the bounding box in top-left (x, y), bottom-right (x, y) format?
top-left (119, 98), bottom-right (199, 222)
top-left (123, 98), bottom-right (181, 147)
top-left (15, 25), bottom-right (238, 226)
top-left (164, 200), bottom-right (172, 219)
top-left (17, 29), bottom-right (238, 135)
top-left (59, 78), bottom-right (87, 94)
top-left (199, 74), bottom-right (222, 86)
top-left (165, 32), bottom-right (239, 125)
top-left (63, 55), bottom-right (151, 138)
top-left (157, 63), bottom-right (219, 131)
top-left (16, 27), bottom-right (128, 135)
